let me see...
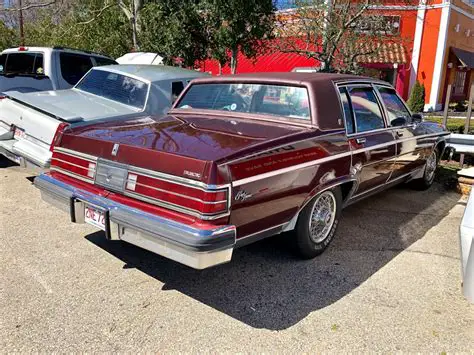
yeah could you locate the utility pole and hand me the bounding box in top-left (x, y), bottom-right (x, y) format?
top-left (19, 0), bottom-right (25, 46)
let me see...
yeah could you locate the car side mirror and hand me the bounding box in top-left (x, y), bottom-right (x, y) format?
top-left (391, 117), bottom-right (408, 127)
top-left (412, 113), bottom-right (423, 123)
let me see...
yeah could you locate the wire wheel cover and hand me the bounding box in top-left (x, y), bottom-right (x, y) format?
top-left (308, 191), bottom-right (337, 243)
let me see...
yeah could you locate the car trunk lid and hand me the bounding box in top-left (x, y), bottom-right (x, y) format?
top-left (59, 114), bottom-right (308, 183)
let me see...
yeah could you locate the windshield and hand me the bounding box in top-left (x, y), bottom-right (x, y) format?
top-left (75, 69), bottom-right (148, 110)
top-left (177, 83), bottom-right (311, 120)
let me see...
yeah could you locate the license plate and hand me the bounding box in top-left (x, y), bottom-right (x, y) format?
top-left (84, 205), bottom-right (106, 231)
top-left (14, 127), bottom-right (26, 140)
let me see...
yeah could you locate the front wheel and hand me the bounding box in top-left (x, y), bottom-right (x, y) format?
top-left (294, 187), bottom-right (342, 259)
top-left (411, 148), bottom-right (438, 190)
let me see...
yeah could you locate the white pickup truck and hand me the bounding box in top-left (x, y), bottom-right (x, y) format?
top-left (0, 46), bottom-right (117, 93)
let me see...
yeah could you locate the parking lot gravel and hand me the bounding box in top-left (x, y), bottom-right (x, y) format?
top-left (1, 157), bottom-right (473, 352)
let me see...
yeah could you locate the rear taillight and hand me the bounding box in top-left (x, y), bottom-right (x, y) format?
top-left (18, 47), bottom-right (28, 51)
top-left (125, 172), bottom-right (229, 218)
top-left (0, 95), bottom-right (6, 100)
top-left (50, 122), bottom-right (70, 152)
top-left (50, 149), bottom-right (97, 183)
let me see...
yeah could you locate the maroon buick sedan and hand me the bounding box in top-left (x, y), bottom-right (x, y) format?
top-left (34, 73), bottom-right (449, 269)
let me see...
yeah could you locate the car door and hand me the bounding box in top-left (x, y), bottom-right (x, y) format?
top-left (375, 86), bottom-right (428, 180)
top-left (339, 85), bottom-right (397, 197)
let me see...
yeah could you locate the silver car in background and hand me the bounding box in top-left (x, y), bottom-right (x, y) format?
top-left (0, 65), bottom-right (209, 171)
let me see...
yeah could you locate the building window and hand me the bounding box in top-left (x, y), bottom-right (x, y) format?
top-left (453, 71), bottom-right (467, 95)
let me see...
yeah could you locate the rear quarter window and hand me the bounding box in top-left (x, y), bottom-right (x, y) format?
top-left (60, 52), bottom-right (93, 85)
top-left (93, 57), bottom-right (117, 66)
top-left (0, 54), bottom-right (6, 73)
top-left (2, 52), bottom-right (44, 75)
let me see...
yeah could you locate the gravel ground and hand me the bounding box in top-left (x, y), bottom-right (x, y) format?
top-left (0, 158), bottom-right (472, 352)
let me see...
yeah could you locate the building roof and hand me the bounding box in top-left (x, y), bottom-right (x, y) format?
top-left (95, 65), bottom-right (209, 83)
top-left (356, 42), bottom-right (407, 64)
top-left (451, 47), bottom-right (474, 69)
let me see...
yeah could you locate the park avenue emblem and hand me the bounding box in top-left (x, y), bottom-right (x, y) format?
top-left (235, 190), bottom-right (253, 202)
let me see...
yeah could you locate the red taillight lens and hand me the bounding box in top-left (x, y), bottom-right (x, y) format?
top-left (50, 151), bottom-right (96, 181)
top-left (126, 172), bottom-right (228, 217)
top-left (0, 95), bottom-right (6, 100)
top-left (18, 47), bottom-right (28, 51)
top-left (50, 122), bottom-right (70, 152)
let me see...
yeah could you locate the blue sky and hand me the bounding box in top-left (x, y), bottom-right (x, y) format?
top-left (275, 0), bottom-right (296, 10)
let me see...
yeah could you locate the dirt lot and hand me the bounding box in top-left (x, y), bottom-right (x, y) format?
top-left (0, 157), bottom-right (472, 352)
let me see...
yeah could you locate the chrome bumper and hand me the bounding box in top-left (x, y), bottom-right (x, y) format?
top-left (34, 174), bottom-right (236, 269)
top-left (0, 137), bottom-right (50, 172)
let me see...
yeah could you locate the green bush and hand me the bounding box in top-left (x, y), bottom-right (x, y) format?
top-left (408, 81), bottom-right (426, 113)
top-left (425, 117), bottom-right (474, 134)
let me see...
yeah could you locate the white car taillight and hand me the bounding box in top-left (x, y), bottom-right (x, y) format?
top-left (87, 162), bottom-right (96, 178)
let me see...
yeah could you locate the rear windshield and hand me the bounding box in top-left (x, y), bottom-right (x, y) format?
top-left (176, 83), bottom-right (311, 120)
top-left (0, 52), bottom-right (45, 76)
top-left (75, 69), bottom-right (148, 110)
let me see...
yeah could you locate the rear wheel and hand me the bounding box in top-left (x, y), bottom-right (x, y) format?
top-left (411, 148), bottom-right (438, 190)
top-left (294, 187), bottom-right (342, 258)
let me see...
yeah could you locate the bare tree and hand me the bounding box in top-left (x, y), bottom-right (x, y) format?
top-left (0, 0), bottom-right (73, 45)
top-left (276, 0), bottom-right (414, 73)
top-left (117, 0), bottom-right (144, 51)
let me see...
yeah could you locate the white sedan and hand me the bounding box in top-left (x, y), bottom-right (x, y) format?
top-left (0, 65), bottom-right (208, 171)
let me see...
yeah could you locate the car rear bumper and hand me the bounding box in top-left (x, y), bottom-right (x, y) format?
top-left (34, 173), bottom-right (236, 269)
top-left (0, 136), bottom-right (50, 172)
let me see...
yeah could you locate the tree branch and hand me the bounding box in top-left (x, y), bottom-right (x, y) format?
top-left (76, 2), bottom-right (115, 26)
top-left (0, 1), bottom-right (57, 11)
top-left (118, 0), bottom-right (132, 20)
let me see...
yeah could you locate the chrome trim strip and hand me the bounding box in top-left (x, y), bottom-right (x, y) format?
top-left (130, 181), bottom-right (227, 205)
top-left (232, 152), bottom-right (352, 187)
top-left (123, 190), bottom-right (230, 221)
top-left (53, 147), bottom-right (98, 162)
top-left (351, 170), bottom-right (420, 199)
top-left (52, 157), bottom-right (95, 172)
top-left (129, 165), bottom-right (230, 191)
top-left (231, 131), bottom-right (446, 187)
top-left (50, 166), bottom-right (94, 184)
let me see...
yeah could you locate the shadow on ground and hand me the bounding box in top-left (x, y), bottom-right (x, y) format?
top-left (0, 156), bottom-right (16, 169)
top-left (85, 183), bottom-right (460, 330)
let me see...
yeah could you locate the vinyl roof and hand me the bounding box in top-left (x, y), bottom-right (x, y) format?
top-left (190, 72), bottom-right (385, 86)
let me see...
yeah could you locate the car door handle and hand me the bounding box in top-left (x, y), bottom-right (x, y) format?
top-left (396, 131), bottom-right (404, 137)
top-left (356, 138), bottom-right (366, 144)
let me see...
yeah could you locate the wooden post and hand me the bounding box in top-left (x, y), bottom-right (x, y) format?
top-left (19, 0), bottom-right (25, 47)
top-left (460, 83), bottom-right (474, 168)
top-left (443, 83), bottom-right (452, 127)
